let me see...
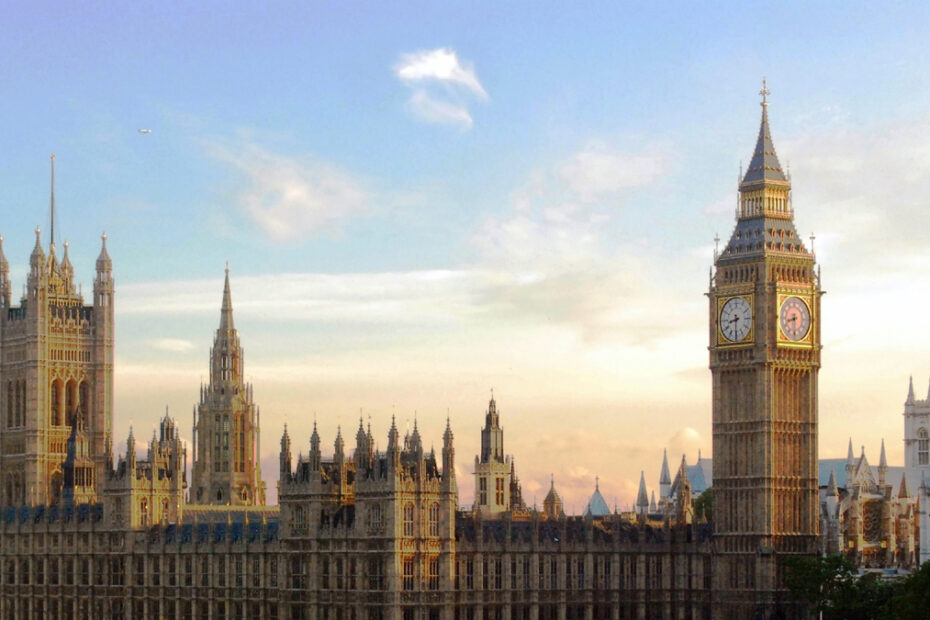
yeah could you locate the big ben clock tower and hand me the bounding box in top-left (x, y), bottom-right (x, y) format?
top-left (710, 82), bottom-right (821, 617)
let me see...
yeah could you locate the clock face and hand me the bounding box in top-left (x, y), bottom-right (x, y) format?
top-left (780, 297), bottom-right (811, 341)
top-left (720, 297), bottom-right (752, 342)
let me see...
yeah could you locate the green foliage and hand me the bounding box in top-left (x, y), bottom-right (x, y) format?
top-left (693, 487), bottom-right (712, 521)
top-left (783, 554), bottom-right (900, 619)
top-left (885, 560), bottom-right (930, 619)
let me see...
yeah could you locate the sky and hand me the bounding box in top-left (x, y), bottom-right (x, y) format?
top-left (2, 2), bottom-right (930, 509)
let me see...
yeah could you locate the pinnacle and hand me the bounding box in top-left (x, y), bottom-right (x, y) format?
top-left (741, 84), bottom-right (788, 187)
top-left (219, 266), bottom-right (235, 333)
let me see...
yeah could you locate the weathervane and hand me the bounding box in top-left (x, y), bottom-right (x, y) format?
top-left (759, 78), bottom-right (770, 107)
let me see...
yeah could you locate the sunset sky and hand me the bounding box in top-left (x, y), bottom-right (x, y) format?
top-left (2, 3), bottom-right (930, 508)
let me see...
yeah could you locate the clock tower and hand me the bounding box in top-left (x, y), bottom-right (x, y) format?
top-left (710, 82), bottom-right (821, 616)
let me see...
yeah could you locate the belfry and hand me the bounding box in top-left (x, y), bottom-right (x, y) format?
top-left (709, 81), bottom-right (821, 615)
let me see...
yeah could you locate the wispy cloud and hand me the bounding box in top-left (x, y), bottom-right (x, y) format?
top-left (211, 142), bottom-right (369, 241)
top-left (393, 48), bottom-right (488, 130)
top-left (149, 338), bottom-right (194, 353)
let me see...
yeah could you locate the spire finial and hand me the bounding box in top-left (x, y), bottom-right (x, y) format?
top-left (759, 77), bottom-right (770, 107)
top-left (50, 154), bottom-right (55, 249)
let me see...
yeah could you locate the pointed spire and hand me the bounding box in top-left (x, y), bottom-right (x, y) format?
top-left (898, 472), bottom-right (910, 499)
top-left (220, 263), bottom-right (235, 333)
top-left (847, 438), bottom-right (855, 464)
top-left (827, 469), bottom-right (838, 496)
top-left (61, 241), bottom-right (72, 271)
top-left (926, 377), bottom-right (930, 402)
top-left (649, 490), bottom-right (657, 512)
top-left (31, 226), bottom-right (45, 261)
top-left (879, 438), bottom-right (888, 469)
top-left (96, 232), bottom-right (111, 272)
top-left (659, 449), bottom-right (671, 485)
top-left (741, 78), bottom-right (787, 187)
top-left (636, 471), bottom-right (649, 510)
top-left (907, 376), bottom-right (916, 404)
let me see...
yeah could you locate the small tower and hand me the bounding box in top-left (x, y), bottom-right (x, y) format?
top-left (543, 475), bottom-right (564, 519)
top-left (190, 268), bottom-right (266, 506)
top-left (636, 471), bottom-right (649, 517)
top-left (279, 425), bottom-right (292, 485)
top-left (659, 449), bottom-right (672, 505)
top-left (473, 392), bottom-right (513, 516)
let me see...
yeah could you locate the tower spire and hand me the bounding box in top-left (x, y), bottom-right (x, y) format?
top-left (740, 79), bottom-right (787, 188)
top-left (220, 262), bottom-right (234, 333)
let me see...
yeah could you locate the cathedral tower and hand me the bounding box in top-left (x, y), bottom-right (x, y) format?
top-left (0, 157), bottom-right (114, 506)
top-left (190, 268), bottom-right (266, 505)
top-left (710, 83), bottom-right (821, 615)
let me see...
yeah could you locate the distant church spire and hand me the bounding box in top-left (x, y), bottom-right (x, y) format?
top-left (220, 262), bottom-right (234, 333)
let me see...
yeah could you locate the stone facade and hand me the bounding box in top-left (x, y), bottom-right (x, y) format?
top-left (0, 217), bottom-right (113, 507)
top-left (709, 85), bottom-right (821, 616)
top-left (190, 268), bottom-right (266, 506)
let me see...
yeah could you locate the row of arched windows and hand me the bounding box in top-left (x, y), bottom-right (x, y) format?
top-left (49, 379), bottom-right (89, 427)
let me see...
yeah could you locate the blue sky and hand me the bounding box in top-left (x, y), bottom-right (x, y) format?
top-left (2, 3), bottom-right (930, 508)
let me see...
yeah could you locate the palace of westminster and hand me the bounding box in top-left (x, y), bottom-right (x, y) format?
top-left (0, 88), bottom-right (927, 619)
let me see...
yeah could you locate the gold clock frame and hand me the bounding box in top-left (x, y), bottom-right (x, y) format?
top-left (777, 294), bottom-right (813, 348)
top-left (716, 293), bottom-right (754, 347)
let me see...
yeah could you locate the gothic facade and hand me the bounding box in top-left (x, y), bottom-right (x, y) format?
top-left (709, 84), bottom-right (821, 616)
top-left (190, 268), bottom-right (266, 506)
top-left (0, 205), bottom-right (113, 507)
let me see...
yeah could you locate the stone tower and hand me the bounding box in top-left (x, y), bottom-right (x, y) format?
top-left (190, 268), bottom-right (265, 505)
top-left (710, 82), bottom-right (821, 616)
top-left (473, 393), bottom-right (512, 515)
top-left (0, 157), bottom-right (114, 506)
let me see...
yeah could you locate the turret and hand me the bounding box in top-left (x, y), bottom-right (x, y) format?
top-left (907, 376), bottom-right (915, 405)
top-left (127, 426), bottom-right (136, 470)
top-left (387, 415), bottom-right (400, 470)
top-left (280, 425), bottom-right (292, 481)
top-left (442, 417), bottom-right (455, 485)
top-left (309, 422), bottom-right (321, 471)
top-left (334, 426), bottom-right (345, 467)
top-left (94, 233), bottom-right (114, 310)
top-left (659, 449), bottom-right (671, 502)
top-left (28, 226), bottom-right (46, 291)
top-left (355, 417), bottom-right (370, 474)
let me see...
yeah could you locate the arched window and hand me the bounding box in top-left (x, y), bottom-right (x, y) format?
top-left (428, 503), bottom-right (439, 537)
top-left (403, 503), bottom-right (414, 537)
top-left (293, 506), bottom-right (307, 534)
top-left (368, 503), bottom-right (382, 533)
top-left (140, 499), bottom-right (148, 526)
top-left (918, 428), bottom-right (929, 466)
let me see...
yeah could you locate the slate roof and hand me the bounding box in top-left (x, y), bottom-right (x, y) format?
top-left (741, 104), bottom-right (788, 187)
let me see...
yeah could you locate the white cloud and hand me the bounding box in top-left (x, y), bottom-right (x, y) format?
top-left (407, 90), bottom-right (474, 129)
top-left (212, 143), bottom-right (369, 241)
top-left (394, 48), bottom-right (487, 129)
top-left (149, 338), bottom-right (194, 353)
top-left (394, 48), bottom-right (488, 99)
top-left (558, 146), bottom-right (666, 202)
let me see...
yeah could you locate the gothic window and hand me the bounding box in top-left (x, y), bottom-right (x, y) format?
top-left (403, 503), bottom-right (415, 537)
top-left (919, 428), bottom-right (929, 466)
top-left (293, 506), bottom-right (307, 534)
top-left (79, 381), bottom-right (89, 422)
top-left (140, 499), bottom-right (148, 526)
top-left (479, 477), bottom-right (487, 505)
top-left (368, 503), bottom-right (382, 533)
top-left (6, 381), bottom-right (12, 428)
top-left (402, 556), bottom-right (415, 591)
top-left (428, 557), bottom-right (439, 591)
top-left (428, 503), bottom-right (439, 537)
top-left (367, 557), bottom-right (383, 590)
top-left (495, 477), bottom-right (505, 506)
